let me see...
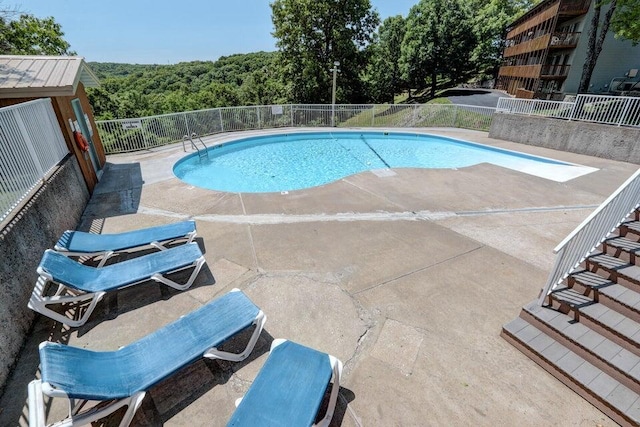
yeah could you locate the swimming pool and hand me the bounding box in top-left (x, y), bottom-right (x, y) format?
top-left (173, 131), bottom-right (595, 193)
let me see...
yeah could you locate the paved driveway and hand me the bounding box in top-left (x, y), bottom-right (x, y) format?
top-left (442, 88), bottom-right (508, 108)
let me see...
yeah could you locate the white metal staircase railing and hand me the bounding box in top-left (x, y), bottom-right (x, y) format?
top-left (538, 168), bottom-right (640, 305)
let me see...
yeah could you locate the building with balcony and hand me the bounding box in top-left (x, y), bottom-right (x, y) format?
top-left (496, 0), bottom-right (640, 99)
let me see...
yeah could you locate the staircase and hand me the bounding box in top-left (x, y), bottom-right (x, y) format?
top-left (503, 209), bottom-right (640, 426)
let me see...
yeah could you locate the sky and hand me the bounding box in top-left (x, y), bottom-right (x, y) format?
top-left (12, 0), bottom-right (418, 64)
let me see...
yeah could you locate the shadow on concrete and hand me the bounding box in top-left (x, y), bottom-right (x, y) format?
top-left (78, 162), bottom-right (144, 233)
top-left (134, 327), bottom-right (276, 425)
top-left (326, 386), bottom-right (357, 427)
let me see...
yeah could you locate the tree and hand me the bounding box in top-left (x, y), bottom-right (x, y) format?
top-left (271, 0), bottom-right (380, 103)
top-left (400, 0), bottom-right (476, 98)
top-left (611, 0), bottom-right (640, 41)
top-left (2, 14), bottom-right (74, 55)
top-left (578, 0), bottom-right (640, 93)
top-left (470, 0), bottom-right (536, 80)
top-left (366, 15), bottom-right (406, 103)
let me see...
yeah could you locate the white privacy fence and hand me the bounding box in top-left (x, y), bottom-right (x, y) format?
top-left (96, 103), bottom-right (495, 154)
top-left (538, 168), bottom-right (640, 306)
top-left (496, 94), bottom-right (640, 127)
top-left (0, 99), bottom-right (69, 222)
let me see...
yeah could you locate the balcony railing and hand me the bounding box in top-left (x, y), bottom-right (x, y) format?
top-left (559, 0), bottom-right (590, 15)
top-left (540, 64), bottom-right (571, 78)
top-left (549, 32), bottom-right (580, 47)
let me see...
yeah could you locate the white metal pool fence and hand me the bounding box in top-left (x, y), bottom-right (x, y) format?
top-left (95, 103), bottom-right (496, 154)
top-left (0, 99), bottom-right (69, 222)
top-left (496, 94), bottom-right (640, 127)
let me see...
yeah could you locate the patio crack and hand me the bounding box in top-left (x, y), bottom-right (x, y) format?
top-left (352, 245), bottom-right (484, 296)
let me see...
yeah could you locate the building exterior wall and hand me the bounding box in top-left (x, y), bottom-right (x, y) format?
top-left (563, 4), bottom-right (640, 94)
top-left (0, 155), bottom-right (89, 394)
top-left (489, 113), bottom-right (640, 163)
top-left (0, 84), bottom-right (107, 193)
top-left (498, 0), bottom-right (640, 99)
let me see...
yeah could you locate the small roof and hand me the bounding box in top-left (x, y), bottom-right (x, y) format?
top-left (0, 55), bottom-right (100, 99)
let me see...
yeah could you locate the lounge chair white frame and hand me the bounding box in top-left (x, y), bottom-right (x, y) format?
top-left (28, 254), bottom-right (206, 328)
top-left (28, 289), bottom-right (266, 427)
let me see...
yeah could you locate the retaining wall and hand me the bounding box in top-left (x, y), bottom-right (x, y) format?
top-left (0, 156), bottom-right (88, 393)
top-left (489, 113), bottom-right (640, 164)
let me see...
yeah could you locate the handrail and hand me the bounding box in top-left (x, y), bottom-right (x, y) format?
top-left (538, 168), bottom-right (640, 305)
top-left (182, 133), bottom-right (208, 159)
top-left (191, 132), bottom-right (207, 153)
top-left (182, 134), bottom-right (200, 153)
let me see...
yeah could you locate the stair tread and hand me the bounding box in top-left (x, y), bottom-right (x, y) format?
top-left (623, 220), bottom-right (640, 233)
top-left (589, 253), bottom-right (640, 281)
top-left (524, 303), bottom-right (640, 380)
top-left (606, 236), bottom-right (640, 252)
top-left (504, 317), bottom-right (640, 418)
top-left (572, 270), bottom-right (640, 309)
top-left (555, 291), bottom-right (640, 343)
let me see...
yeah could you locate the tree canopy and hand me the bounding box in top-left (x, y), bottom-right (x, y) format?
top-left (86, 52), bottom-right (285, 119)
top-left (270, 0), bottom-right (380, 103)
top-left (0, 14), bottom-right (74, 55)
top-left (366, 15), bottom-right (407, 103)
top-left (400, 0), bottom-right (476, 98)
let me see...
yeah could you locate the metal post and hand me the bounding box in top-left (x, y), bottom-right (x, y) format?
top-left (219, 109), bottom-right (224, 132)
top-left (183, 113), bottom-right (190, 135)
top-left (330, 61), bottom-right (340, 127)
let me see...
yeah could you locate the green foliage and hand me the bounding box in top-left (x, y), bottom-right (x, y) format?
top-left (86, 52), bottom-right (286, 119)
top-left (400, 0), bottom-right (477, 98)
top-left (611, 0), bottom-right (640, 44)
top-left (270, 0), bottom-right (380, 104)
top-left (469, 0), bottom-right (535, 79)
top-left (1, 14), bottom-right (74, 55)
top-left (366, 15), bottom-right (407, 103)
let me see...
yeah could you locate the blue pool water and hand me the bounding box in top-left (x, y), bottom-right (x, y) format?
top-left (173, 131), bottom-right (570, 193)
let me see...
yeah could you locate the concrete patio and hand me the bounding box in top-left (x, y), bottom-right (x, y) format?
top-left (1, 128), bottom-right (637, 426)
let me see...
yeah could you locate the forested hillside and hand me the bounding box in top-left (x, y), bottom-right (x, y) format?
top-left (87, 52), bottom-right (283, 120)
top-left (86, 0), bottom-right (540, 121)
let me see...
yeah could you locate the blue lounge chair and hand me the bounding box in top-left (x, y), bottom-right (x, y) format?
top-left (28, 289), bottom-right (266, 427)
top-left (227, 339), bottom-right (343, 427)
top-left (55, 220), bottom-right (197, 267)
top-left (28, 242), bottom-right (206, 327)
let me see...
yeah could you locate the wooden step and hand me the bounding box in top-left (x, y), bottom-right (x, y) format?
top-left (571, 270), bottom-right (640, 323)
top-left (586, 253), bottom-right (640, 294)
top-left (549, 288), bottom-right (640, 357)
top-left (620, 220), bottom-right (640, 240)
top-left (522, 301), bottom-right (640, 394)
top-left (502, 316), bottom-right (640, 427)
top-left (603, 236), bottom-right (640, 265)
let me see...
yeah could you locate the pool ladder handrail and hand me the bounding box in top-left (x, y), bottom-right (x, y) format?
top-left (182, 132), bottom-right (208, 159)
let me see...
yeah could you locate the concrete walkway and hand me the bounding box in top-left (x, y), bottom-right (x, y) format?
top-left (1, 128), bottom-right (637, 426)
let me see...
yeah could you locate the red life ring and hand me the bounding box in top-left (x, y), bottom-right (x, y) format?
top-left (73, 130), bottom-right (89, 152)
